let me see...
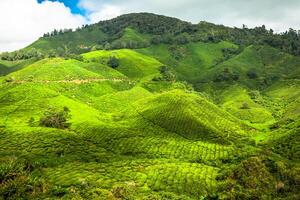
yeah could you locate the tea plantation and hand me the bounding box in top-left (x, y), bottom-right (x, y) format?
top-left (0, 13), bottom-right (299, 200)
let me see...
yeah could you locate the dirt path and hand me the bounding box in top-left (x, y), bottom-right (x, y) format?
top-left (6, 78), bottom-right (134, 84)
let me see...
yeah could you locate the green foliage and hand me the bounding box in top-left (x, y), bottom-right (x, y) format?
top-left (214, 68), bottom-right (239, 82)
top-left (240, 102), bottom-right (250, 109)
top-left (40, 107), bottom-right (71, 129)
top-left (153, 66), bottom-right (176, 82)
top-left (107, 56), bottom-right (120, 68)
top-left (218, 157), bottom-right (275, 199)
top-left (64, 54), bottom-right (84, 61)
top-left (247, 69), bottom-right (258, 79)
top-left (0, 157), bottom-right (48, 199)
top-left (271, 131), bottom-right (300, 160)
top-left (0, 48), bottom-right (44, 61)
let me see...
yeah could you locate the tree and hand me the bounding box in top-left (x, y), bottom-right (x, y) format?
top-left (104, 42), bottom-right (111, 50)
top-left (159, 66), bottom-right (176, 81)
top-left (214, 68), bottom-right (239, 82)
top-left (174, 33), bottom-right (191, 45)
top-left (40, 107), bottom-right (71, 129)
top-left (48, 50), bottom-right (56, 58)
top-left (107, 56), bottom-right (120, 68)
top-left (240, 103), bottom-right (250, 109)
top-left (151, 35), bottom-right (162, 44)
top-left (247, 70), bottom-right (258, 79)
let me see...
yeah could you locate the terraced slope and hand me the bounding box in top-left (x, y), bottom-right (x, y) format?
top-left (82, 49), bottom-right (162, 80)
top-left (131, 90), bottom-right (246, 143)
top-left (5, 58), bottom-right (117, 81)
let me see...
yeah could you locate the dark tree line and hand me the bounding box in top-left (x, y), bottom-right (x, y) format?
top-left (43, 28), bottom-right (73, 37)
top-left (0, 49), bottom-right (44, 61)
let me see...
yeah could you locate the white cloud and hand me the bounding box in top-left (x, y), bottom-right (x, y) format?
top-left (88, 5), bottom-right (122, 23)
top-left (0, 0), bottom-right (86, 52)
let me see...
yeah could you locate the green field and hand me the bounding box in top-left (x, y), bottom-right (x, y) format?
top-left (0, 13), bottom-right (299, 200)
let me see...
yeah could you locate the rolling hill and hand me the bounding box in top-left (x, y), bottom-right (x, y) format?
top-left (0, 13), bottom-right (299, 200)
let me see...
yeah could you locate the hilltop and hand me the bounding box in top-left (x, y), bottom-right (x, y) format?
top-left (0, 13), bottom-right (299, 199)
top-left (2, 12), bottom-right (300, 57)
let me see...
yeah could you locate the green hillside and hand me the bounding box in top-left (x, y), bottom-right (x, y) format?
top-left (82, 49), bottom-right (162, 80)
top-left (0, 58), bottom-right (38, 76)
top-left (0, 13), bottom-right (299, 200)
top-left (4, 58), bottom-right (129, 82)
top-left (131, 90), bottom-right (246, 143)
top-left (136, 41), bottom-right (238, 82)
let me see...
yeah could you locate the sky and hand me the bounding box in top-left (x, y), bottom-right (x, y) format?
top-left (1, 0), bottom-right (300, 52)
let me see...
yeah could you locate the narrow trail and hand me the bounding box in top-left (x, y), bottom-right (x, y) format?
top-left (5, 78), bottom-right (134, 85)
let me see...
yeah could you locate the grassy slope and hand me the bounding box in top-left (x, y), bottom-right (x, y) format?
top-left (0, 83), bottom-right (107, 128)
top-left (0, 81), bottom-right (247, 199)
top-left (26, 28), bottom-right (108, 53)
top-left (82, 49), bottom-right (162, 80)
top-left (113, 27), bottom-right (151, 45)
top-left (136, 41), bottom-right (238, 82)
top-left (4, 57), bottom-right (131, 82)
top-left (204, 45), bottom-right (300, 87)
top-left (217, 85), bottom-right (275, 126)
top-left (0, 56), bottom-right (251, 198)
top-left (0, 58), bottom-right (38, 76)
top-left (6, 58), bottom-right (102, 81)
top-left (265, 80), bottom-right (300, 122)
top-left (0, 41), bottom-right (299, 199)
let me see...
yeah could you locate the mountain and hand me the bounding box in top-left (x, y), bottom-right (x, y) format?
top-left (0, 13), bottom-right (299, 199)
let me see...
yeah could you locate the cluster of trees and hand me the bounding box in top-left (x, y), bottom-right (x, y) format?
top-left (0, 49), bottom-right (43, 61)
top-left (0, 47), bottom-right (85, 62)
top-left (97, 13), bottom-right (191, 36)
top-left (152, 66), bottom-right (176, 81)
top-left (199, 23), bottom-right (300, 56)
top-left (168, 45), bottom-right (187, 60)
top-left (222, 47), bottom-right (242, 60)
top-left (43, 28), bottom-right (73, 37)
top-left (218, 156), bottom-right (300, 199)
top-left (150, 33), bottom-right (192, 45)
top-left (0, 157), bottom-right (48, 199)
top-left (108, 40), bottom-right (150, 50)
top-left (264, 28), bottom-right (300, 56)
top-left (40, 107), bottom-right (71, 129)
top-left (218, 157), bottom-right (275, 199)
top-left (214, 68), bottom-right (239, 82)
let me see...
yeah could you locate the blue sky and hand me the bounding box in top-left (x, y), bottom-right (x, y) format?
top-left (38, 0), bottom-right (84, 15)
